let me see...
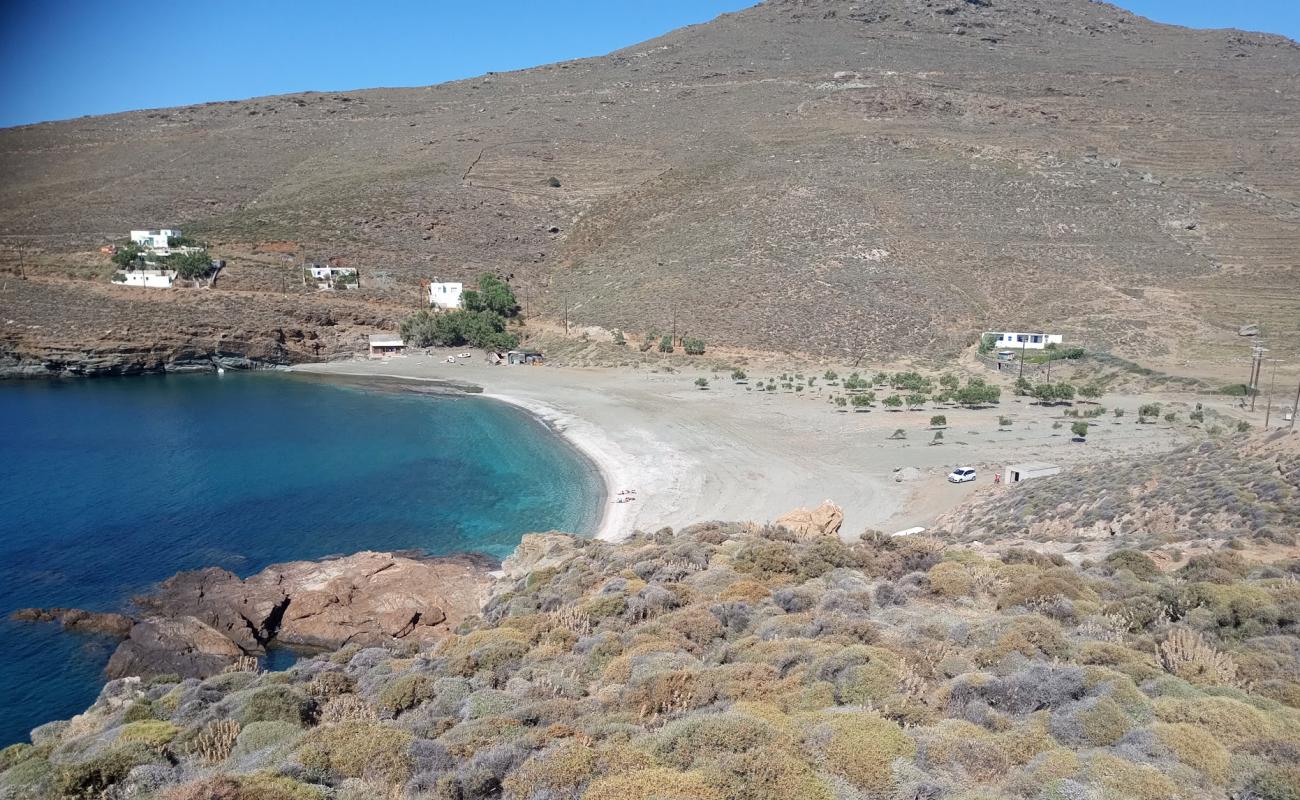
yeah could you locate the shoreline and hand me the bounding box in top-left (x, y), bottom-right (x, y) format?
top-left (284, 368), bottom-right (627, 541)
top-left (289, 354), bottom-right (1200, 542)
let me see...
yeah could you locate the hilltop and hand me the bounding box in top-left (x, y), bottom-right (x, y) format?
top-left (2, 0), bottom-right (1298, 373)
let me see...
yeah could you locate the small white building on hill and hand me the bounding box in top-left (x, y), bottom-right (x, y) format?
top-left (130, 229), bottom-right (181, 253)
top-left (113, 269), bottom-right (175, 288)
top-left (986, 331), bottom-right (1063, 350)
top-left (1003, 462), bottom-right (1061, 484)
top-left (368, 334), bottom-right (407, 358)
top-left (429, 281), bottom-right (464, 309)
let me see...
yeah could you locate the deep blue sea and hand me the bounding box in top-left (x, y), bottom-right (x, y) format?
top-left (0, 372), bottom-right (601, 745)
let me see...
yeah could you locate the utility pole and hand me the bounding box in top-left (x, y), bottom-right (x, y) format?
top-left (671, 308), bottom-right (678, 347)
top-left (563, 292), bottom-right (570, 336)
top-left (1017, 338), bottom-right (1026, 382)
top-left (1248, 345), bottom-right (1266, 412)
top-left (17, 243), bottom-right (25, 280)
top-left (1263, 358), bottom-right (1281, 428)
top-left (1290, 375), bottom-right (1300, 430)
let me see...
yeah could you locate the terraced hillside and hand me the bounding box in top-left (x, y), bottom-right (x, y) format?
top-left (1, 0), bottom-right (1298, 369)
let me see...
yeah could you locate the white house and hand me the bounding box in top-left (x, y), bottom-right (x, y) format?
top-left (986, 331), bottom-right (1063, 350)
top-left (307, 264), bottom-right (358, 287)
top-left (429, 281), bottom-right (464, 309)
top-left (113, 269), bottom-right (175, 288)
top-left (130, 229), bottom-right (182, 252)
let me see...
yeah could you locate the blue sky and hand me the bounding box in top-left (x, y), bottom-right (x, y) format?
top-left (0, 1), bottom-right (1296, 128)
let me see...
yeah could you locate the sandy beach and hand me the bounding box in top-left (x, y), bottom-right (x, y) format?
top-left (290, 353), bottom-right (1200, 541)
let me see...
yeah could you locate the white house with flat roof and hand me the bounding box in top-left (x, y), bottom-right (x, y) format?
top-left (113, 269), bottom-right (175, 288)
top-left (429, 281), bottom-right (464, 309)
top-left (307, 264), bottom-right (358, 288)
top-left (986, 331), bottom-right (1063, 350)
top-left (130, 229), bottom-right (181, 252)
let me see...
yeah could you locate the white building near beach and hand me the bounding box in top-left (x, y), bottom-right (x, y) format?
top-left (986, 331), bottom-right (1063, 350)
top-left (429, 281), bottom-right (464, 309)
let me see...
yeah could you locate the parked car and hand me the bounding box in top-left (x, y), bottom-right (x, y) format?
top-left (947, 467), bottom-right (977, 483)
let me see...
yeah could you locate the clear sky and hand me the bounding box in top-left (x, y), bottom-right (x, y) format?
top-left (1, 0), bottom-right (1296, 129)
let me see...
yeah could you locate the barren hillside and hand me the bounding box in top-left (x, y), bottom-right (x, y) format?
top-left (2, 0), bottom-right (1298, 370)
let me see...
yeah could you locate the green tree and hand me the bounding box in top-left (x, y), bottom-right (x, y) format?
top-left (658, 336), bottom-right (674, 353)
top-left (824, 370), bottom-right (839, 382)
top-left (851, 394), bottom-right (873, 411)
top-left (166, 250), bottom-right (214, 280)
top-left (683, 338), bottom-right (706, 355)
top-left (906, 393), bottom-right (928, 410)
top-left (731, 369), bottom-right (747, 382)
top-left (695, 377), bottom-right (709, 390)
top-left (111, 244), bottom-right (142, 270)
top-left (1071, 421), bottom-right (1089, 439)
top-left (978, 333), bottom-right (997, 354)
top-left (883, 394), bottom-right (904, 410)
top-left (1014, 377), bottom-right (1033, 396)
top-left (400, 309), bottom-right (519, 350)
top-left (1079, 382), bottom-right (1103, 402)
top-left (930, 414), bottom-right (947, 428)
top-left (462, 274), bottom-right (519, 317)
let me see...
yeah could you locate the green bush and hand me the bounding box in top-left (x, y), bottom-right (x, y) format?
top-left (377, 673), bottom-right (437, 715)
top-left (296, 722), bottom-right (414, 783)
top-left (117, 719), bottom-right (178, 748)
top-left (243, 685), bottom-right (312, 726)
top-left (683, 338), bottom-right (706, 355)
top-left (232, 721), bottom-right (304, 761)
top-left (54, 743), bottom-right (155, 799)
top-left (804, 712), bottom-right (914, 793)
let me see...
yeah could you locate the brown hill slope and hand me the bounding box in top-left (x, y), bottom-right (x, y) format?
top-left (1, 0), bottom-right (1297, 366)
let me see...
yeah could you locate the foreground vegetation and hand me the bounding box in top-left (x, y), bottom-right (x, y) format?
top-left (4, 472), bottom-right (1299, 799)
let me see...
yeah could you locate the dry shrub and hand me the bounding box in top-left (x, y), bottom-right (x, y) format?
top-left (626, 670), bottom-right (702, 719)
top-left (710, 744), bottom-right (834, 800)
top-left (582, 767), bottom-right (723, 800)
top-left (319, 694), bottom-right (377, 725)
top-left (977, 614), bottom-right (1069, 665)
top-left (192, 719), bottom-right (241, 764)
top-left (928, 561), bottom-right (977, 599)
top-left (306, 671), bottom-right (356, 700)
top-left (221, 656), bottom-right (261, 675)
top-left (718, 579), bottom-right (772, 602)
top-left (1152, 722), bottom-right (1231, 785)
top-left (296, 721), bottom-right (413, 784)
top-left (1087, 752), bottom-right (1177, 800)
top-left (548, 606), bottom-right (594, 636)
top-left (164, 774), bottom-right (324, 800)
top-left (1152, 695), bottom-right (1276, 748)
top-left (1158, 628), bottom-right (1239, 687)
top-left (802, 712), bottom-right (915, 793)
top-left (503, 740), bottom-right (597, 798)
top-left (918, 719), bottom-right (1010, 782)
top-left (377, 673), bottom-right (437, 714)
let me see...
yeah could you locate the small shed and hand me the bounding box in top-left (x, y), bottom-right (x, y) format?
top-left (506, 350), bottom-right (544, 366)
top-left (368, 334), bottom-right (407, 358)
top-left (1003, 462), bottom-right (1061, 484)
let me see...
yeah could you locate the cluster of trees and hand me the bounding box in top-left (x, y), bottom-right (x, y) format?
top-left (1014, 378), bottom-right (1103, 405)
top-left (112, 242), bottom-right (214, 280)
top-left (645, 332), bottom-right (706, 355)
top-left (400, 274), bottom-right (520, 350)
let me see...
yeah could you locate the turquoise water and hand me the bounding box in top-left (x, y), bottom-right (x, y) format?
top-left (0, 372), bottom-right (601, 745)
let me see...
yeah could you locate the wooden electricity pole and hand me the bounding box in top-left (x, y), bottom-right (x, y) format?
top-left (1290, 375), bottom-right (1300, 430)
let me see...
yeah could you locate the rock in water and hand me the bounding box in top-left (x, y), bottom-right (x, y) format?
top-left (11, 607), bottom-right (135, 638)
top-left (774, 501), bottom-right (844, 539)
top-left (107, 616), bottom-right (246, 680)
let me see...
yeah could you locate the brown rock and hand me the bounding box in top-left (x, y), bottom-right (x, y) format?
top-left (12, 607), bottom-right (134, 638)
top-left (106, 616), bottom-right (246, 680)
top-left (774, 501), bottom-right (844, 540)
top-left (501, 533), bottom-right (582, 580)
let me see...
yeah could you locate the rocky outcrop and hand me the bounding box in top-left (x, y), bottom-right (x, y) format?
top-left (501, 533), bottom-right (585, 580)
top-left (774, 501), bottom-right (844, 539)
top-left (106, 617), bottom-right (247, 680)
top-left (11, 607), bottom-right (134, 638)
top-left (18, 550), bottom-right (496, 681)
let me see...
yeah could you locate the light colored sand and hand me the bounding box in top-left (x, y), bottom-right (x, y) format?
top-left (290, 353), bottom-right (1197, 541)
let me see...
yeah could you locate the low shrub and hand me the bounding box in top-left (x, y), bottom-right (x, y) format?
top-left (296, 721), bottom-right (414, 783)
top-left (118, 719), bottom-right (179, 748)
top-left (1152, 722), bottom-right (1230, 784)
top-left (802, 712), bottom-right (915, 793)
top-left (582, 767), bottom-right (724, 800)
top-left (378, 674), bottom-right (438, 715)
top-left (243, 685), bottom-right (312, 726)
top-left (54, 743), bottom-right (156, 799)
